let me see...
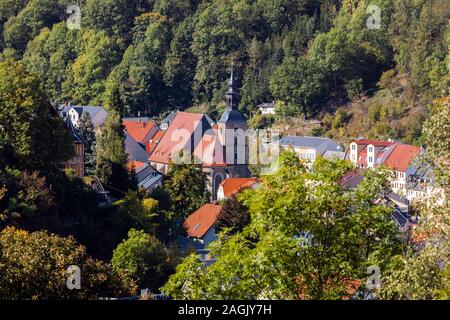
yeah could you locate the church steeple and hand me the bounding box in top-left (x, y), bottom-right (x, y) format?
top-left (226, 67), bottom-right (239, 111)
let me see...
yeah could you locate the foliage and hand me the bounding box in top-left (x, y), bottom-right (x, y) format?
top-left (111, 228), bottom-right (175, 291)
top-left (380, 96), bottom-right (449, 299)
top-left (96, 109), bottom-right (128, 192)
top-left (216, 194), bottom-right (251, 235)
top-left (0, 226), bottom-right (134, 299)
top-left (0, 59), bottom-right (74, 169)
top-left (163, 152), bottom-right (403, 299)
top-left (162, 160), bottom-right (210, 220)
top-left (77, 111), bottom-right (96, 176)
top-left (114, 190), bottom-right (159, 235)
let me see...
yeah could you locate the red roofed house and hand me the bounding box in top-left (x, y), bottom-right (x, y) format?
top-left (184, 204), bottom-right (222, 245)
top-left (217, 177), bottom-right (259, 201)
top-left (346, 139), bottom-right (422, 198)
top-left (123, 119), bottom-right (159, 154)
top-left (148, 70), bottom-right (250, 200)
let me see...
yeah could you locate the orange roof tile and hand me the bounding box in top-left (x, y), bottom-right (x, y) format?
top-left (149, 112), bottom-right (207, 164)
top-left (123, 120), bottom-right (157, 143)
top-left (184, 204), bottom-right (222, 238)
top-left (147, 130), bottom-right (165, 155)
top-left (127, 160), bottom-right (146, 172)
top-left (384, 144), bottom-right (421, 172)
top-left (220, 178), bottom-right (259, 198)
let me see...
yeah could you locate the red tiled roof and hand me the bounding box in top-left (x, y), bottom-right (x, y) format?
top-left (149, 112), bottom-right (206, 164)
top-left (384, 144), bottom-right (421, 172)
top-left (147, 130), bottom-right (165, 155)
top-left (184, 204), bottom-right (222, 238)
top-left (220, 178), bottom-right (259, 198)
top-left (353, 139), bottom-right (394, 147)
top-left (127, 160), bottom-right (146, 172)
top-left (123, 120), bottom-right (157, 143)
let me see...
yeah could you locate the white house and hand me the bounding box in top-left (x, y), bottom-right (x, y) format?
top-left (60, 105), bottom-right (108, 129)
top-left (276, 136), bottom-right (344, 167)
top-left (217, 177), bottom-right (259, 201)
top-left (258, 102), bottom-right (276, 115)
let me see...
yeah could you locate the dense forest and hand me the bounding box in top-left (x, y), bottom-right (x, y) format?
top-left (0, 0), bottom-right (448, 142)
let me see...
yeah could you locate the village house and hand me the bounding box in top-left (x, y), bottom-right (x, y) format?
top-left (275, 136), bottom-right (344, 167)
top-left (59, 105), bottom-right (108, 130)
top-left (345, 139), bottom-right (422, 199)
top-left (148, 70), bottom-right (251, 200)
top-left (184, 204), bottom-right (222, 245)
top-left (217, 177), bottom-right (259, 201)
top-left (125, 132), bottom-right (163, 193)
top-left (258, 102), bottom-right (276, 115)
top-left (123, 118), bottom-right (160, 154)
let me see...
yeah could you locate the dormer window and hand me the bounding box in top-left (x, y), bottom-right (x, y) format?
top-left (351, 144), bottom-right (356, 151)
top-left (368, 146), bottom-right (374, 153)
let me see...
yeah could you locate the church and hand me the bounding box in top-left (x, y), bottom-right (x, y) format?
top-left (148, 70), bottom-right (250, 200)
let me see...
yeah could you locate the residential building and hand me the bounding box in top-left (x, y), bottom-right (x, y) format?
top-left (125, 133), bottom-right (149, 166)
top-left (123, 119), bottom-right (159, 154)
top-left (183, 204), bottom-right (222, 245)
top-left (59, 105), bottom-right (108, 129)
top-left (160, 111), bottom-right (177, 131)
top-left (134, 164), bottom-right (163, 193)
top-left (258, 102), bottom-right (276, 115)
top-left (345, 139), bottom-right (423, 198)
top-left (276, 136), bottom-right (344, 166)
top-left (217, 177), bottom-right (259, 201)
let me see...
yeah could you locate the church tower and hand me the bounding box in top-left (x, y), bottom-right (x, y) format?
top-left (218, 68), bottom-right (248, 166)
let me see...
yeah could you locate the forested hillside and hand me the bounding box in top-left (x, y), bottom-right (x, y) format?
top-left (0, 0), bottom-right (448, 137)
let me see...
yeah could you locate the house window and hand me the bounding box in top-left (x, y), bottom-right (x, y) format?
top-left (368, 156), bottom-right (373, 163)
top-left (351, 144), bottom-right (356, 151)
top-left (368, 146), bottom-right (374, 153)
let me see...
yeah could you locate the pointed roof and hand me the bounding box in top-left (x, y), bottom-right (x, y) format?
top-left (125, 133), bottom-right (149, 163)
top-left (184, 204), bottom-right (222, 239)
top-left (228, 67), bottom-right (237, 94)
top-left (149, 112), bottom-right (212, 164)
top-left (123, 120), bottom-right (158, 143)
top-left (219, 178), bottom-right (259, 198)
top-left (65, 116), bottom-right (84, 143)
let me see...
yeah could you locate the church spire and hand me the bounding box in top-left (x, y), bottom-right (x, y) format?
top-left (226, 67), bottom-right (239, 111)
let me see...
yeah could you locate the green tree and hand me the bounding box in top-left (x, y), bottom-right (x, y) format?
top-left (111, 229), bottom-right (174, 291)
top-left (163, 160), bottom-right (210, 220)
top-left (2, 0), bottom-right (63, 54)
top-left (163, 153), bottom-right (402, 299)
top-left (0, 59), bottom-right (74, 170)
top-left (216, 194), bottom-right (251, 235)
top-left (0, 226), bottom-right (134, 299)
top-left (96, 109), bottom-right (128, 193)
top-left (114, 190), bottom-right (159, 234)
top-left (381, 97), bottom-right (449, 300)
top-left (68, 30), bottom-right (122, 105)
top-left (77, 111), bottom-right (96, 176)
